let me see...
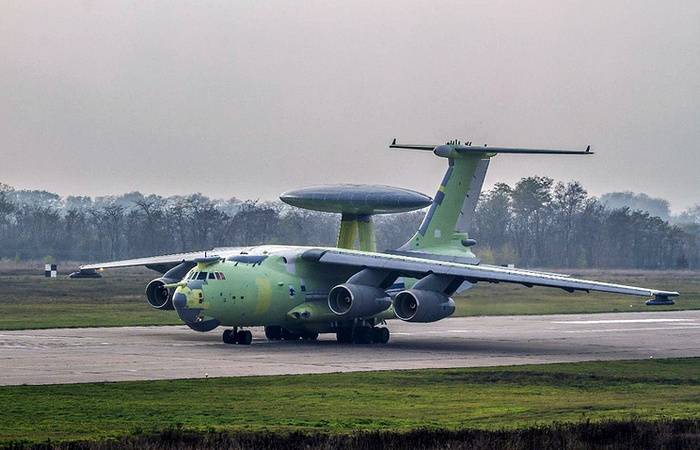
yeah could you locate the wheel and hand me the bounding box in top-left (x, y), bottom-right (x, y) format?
top-left (236, 330), bottom-right (252, 345)
top-left (222, 329), bottom-right (236, 344)
top-left (301, 331), bottom-right (319, 341)
top-left (336, 328), bottom-right (353, 344)
top-left (372, 327), bottom-right (390, 344)
top-left (352, 327), bottom-right (372, 344)
top-left (281, 328), bottom-right (301, 341)
top-left (265, 326), bottom-right (282, 340)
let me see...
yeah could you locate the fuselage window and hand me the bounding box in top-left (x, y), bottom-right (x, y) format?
top-left (197, 272), bottom-right (208, 280)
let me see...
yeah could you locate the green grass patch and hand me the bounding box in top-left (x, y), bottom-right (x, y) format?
top-left (0, 270), bottom-right (181, 330)
top-left (1, 358), bottom-right (700, 444)
top-left (0, 267), bottom-right (698, 330)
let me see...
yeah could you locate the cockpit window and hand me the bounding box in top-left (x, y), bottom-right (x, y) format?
top-left (197, 272), bottom-right (208, 280)
top-left (227, 255), bottom-right (267, 266)
top-left (208, 273), bottom-right (216, 280)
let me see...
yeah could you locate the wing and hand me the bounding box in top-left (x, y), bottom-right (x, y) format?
top-left (302, 248), bottom-right (679, 301)
top-left (70, 247), bottom-right (246, 277)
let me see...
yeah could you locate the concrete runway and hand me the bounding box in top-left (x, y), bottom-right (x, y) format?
top-left (1, 310), bottom-right (699, 386)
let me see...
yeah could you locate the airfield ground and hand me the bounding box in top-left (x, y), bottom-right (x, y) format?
top-left (2, 310), bottom-right (699, 385)
top-left (0, 263), bottom-right (698, 330)
top-left (2, 263), bottom-right (699, 448)
top-left (1, 358), bottom-right (699, 444)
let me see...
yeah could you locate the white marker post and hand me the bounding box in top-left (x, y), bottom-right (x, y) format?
top-left (44, 264), bottom-right (57, 278)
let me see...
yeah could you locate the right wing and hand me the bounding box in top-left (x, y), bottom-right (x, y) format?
top-left (302, 248), bottom-right (679, 301)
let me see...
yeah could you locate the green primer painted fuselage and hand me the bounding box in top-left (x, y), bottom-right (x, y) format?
top-left (174, 245), bottom-right (400, 333)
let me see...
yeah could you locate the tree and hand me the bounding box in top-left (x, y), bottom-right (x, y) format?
top-left (510, 176), bottom-right (553, 266)
top-left (552, 181), bottom-right (587, 266)
top-left (473, 183), bottom-right (512, 252)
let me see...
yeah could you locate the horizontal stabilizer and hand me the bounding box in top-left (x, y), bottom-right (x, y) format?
top-left (390, 139), bottom-right (592, 155)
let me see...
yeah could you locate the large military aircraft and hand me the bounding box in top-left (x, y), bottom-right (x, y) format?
top-left (70, 140), bottom-right (679, 345)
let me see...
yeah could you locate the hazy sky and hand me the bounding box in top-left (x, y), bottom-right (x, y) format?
top-left (2, 1), bottom-right (699, 211)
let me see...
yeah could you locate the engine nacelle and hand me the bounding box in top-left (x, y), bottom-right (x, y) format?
top-left (393, 289), bottom-right (455, 322)
top-left (145, 278), bottom-right (176, 310)
top-left (328, 284), bottom-right (391, 318)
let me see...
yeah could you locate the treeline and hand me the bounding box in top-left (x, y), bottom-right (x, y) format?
top-left (473, 177), bottom-right (699, 269)
top-left (0, 178), bottom-right (698, 269)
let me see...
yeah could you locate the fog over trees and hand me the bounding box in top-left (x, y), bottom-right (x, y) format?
top-left (0, 179), bottom-right (698, 269)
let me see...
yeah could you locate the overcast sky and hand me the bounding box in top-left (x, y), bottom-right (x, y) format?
top-left (2, 1), bottom-right (699, 211)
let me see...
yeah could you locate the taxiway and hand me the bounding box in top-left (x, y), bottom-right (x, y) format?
top-left (1, 310), bottom-right (698, 385)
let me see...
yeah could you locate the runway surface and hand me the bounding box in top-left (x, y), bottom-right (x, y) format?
top-left (1, 310), bottom-right (699, 385)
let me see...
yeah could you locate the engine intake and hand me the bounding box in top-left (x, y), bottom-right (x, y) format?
top-left (328, 284), bottom-right (391, 318)
top-left (393, 289), bottom-right (455, 322)
top-left (145, 278), bottom-right (176, 310)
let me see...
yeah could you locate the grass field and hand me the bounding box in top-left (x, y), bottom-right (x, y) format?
top-left (0, 261), bottom-right (698, 330)
top-left (1, 358), bottom-right (699, 444)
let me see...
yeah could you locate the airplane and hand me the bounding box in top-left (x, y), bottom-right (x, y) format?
top-left (69, 140), bottom-right (679, 345)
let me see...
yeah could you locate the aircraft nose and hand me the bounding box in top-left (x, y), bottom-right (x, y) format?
top-left (173, 291), bottom-right (187, 309)
top-left (173, 286), bottom-right (203, 322)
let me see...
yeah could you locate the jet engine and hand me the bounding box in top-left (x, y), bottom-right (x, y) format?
top-left (328, 284), bottom-right (391, 318)
top-left (144, 261), bottom-right (196, 311)
top-left (393, 289), bottom-right (455, 322)
top-left (145, 278), bottom-right (176, 310)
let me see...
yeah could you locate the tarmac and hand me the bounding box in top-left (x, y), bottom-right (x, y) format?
top-left (1, 310), bottom-right (699, 386)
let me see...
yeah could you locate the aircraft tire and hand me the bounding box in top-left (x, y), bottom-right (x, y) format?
top-left (265, 326), bottom-right (283, 340)
top-left (222, 329), bottom-right (235, 344)
top-left (352, 327), bottom-right (372, 344)
top-left (336, 328), bottom-right (353, 344)
top-left (236, 330), bottom-right (252, 345)
top-left (281, 328), bottom-right (301, 341)
top-left (301, 332), bottom-right (319, 341)
top-left (373, 327), bottom-right (390, 344)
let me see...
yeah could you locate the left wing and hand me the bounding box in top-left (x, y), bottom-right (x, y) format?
top-left (70, 247), bottom-right (246, 277)
top-left (302, 248), bottom-right (679, 301)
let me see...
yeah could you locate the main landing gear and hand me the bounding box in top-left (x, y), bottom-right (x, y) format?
top-left (336, 326), bottom-right (390, 345)
top-left (264, 326), bottom-right (319, 342)
top-left (222, 327), bottom-right (252, 345)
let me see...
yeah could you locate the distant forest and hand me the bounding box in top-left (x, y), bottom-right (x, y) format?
top-left (1, 178), bottom-right (699, 269)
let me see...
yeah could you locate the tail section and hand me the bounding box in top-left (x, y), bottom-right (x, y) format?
top-left (390, 139), bottom-right (591, 263)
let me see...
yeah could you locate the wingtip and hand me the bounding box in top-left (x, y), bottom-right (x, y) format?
top-left (390, 138), bottom-right (397, 146)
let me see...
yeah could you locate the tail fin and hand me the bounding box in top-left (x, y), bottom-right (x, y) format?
top-left (390, 140), bottom-right (591, 263)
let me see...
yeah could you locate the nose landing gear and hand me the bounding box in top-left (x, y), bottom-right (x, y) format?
top-left (222, 328), bottom-right (252, 345)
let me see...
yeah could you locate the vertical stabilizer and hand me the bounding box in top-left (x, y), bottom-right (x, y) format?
top-left (398, 151), bottom-right (490, 262)
top-left (388, 139), bottom-right (591, 263)
top-left (457, 158), bottom-right (490, 234)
